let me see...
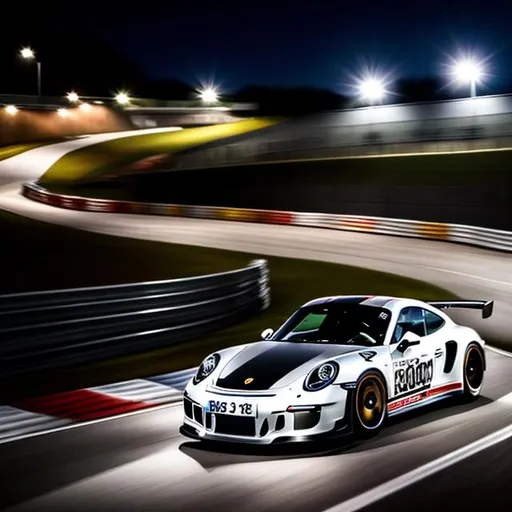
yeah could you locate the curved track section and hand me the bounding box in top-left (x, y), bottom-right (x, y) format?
top-left (1, 152), bottom-right (512, 510)
top-left (2, 366), bottom-right (512, 512)
top-left (1, 188), bottom-right (511, 345)
top-left (0, 126), bottom-right (181, 188)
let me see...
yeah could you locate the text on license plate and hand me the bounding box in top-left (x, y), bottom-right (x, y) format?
top-left (205, 399), bottom-right (256, 416)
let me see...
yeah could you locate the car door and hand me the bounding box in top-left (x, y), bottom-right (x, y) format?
top-left (422, 308), bottom-right (456, 388)
top-left (389, 306), bottom-right (437, 401)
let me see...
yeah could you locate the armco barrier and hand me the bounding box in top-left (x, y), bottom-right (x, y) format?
top-left (0, 257), bottom-right (270, 378)
top-left (22, 182), bottom-right (512, 253)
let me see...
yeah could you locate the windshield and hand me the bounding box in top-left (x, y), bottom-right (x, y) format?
top-left (272, 303), bottom-right (392, 346)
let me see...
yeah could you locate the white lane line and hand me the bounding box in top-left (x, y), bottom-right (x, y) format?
top-left (0, 401), bottom-right (181, 446)
top-left (426, 266), bottom-right (512, 287)
top-left (322, 397), bottom-right (512, 512)
top-left (486, 345), bottom-right (512, 358)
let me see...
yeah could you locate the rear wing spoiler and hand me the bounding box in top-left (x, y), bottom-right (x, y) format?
top-left (427, 300), bottom-right (494, 319)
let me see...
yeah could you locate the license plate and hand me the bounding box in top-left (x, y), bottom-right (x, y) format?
top-left (205, 399), bottom-right (256, 417)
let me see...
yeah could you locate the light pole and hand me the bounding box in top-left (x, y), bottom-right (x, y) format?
top-left (20, 47), bottom-right (41, 97)
top-left (453, 58), bottom-right (482, 98)
top-left (356, 76), bottom-right (387, 145)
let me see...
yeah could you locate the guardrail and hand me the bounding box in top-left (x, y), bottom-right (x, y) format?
top-left (0, 257), bottom-right (270, 377)
top-left (22, 182), bottom-right (512, 254)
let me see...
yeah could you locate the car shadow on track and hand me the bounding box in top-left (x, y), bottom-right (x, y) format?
top-left (178, 395), bottom-right (492, 469)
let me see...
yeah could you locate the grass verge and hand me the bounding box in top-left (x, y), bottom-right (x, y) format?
top-left (39, 118), bottom-right (277, 185)
top-left (0, 209), bottom-right (454, 401)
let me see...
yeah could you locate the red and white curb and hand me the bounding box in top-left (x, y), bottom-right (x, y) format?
top-left (0, 368), bottom-right (196, 443)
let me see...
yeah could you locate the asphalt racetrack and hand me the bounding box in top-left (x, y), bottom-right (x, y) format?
top-left (0, 183), bottom-right (512, 510)
top-left (1, 349), bottom-right (512, 512)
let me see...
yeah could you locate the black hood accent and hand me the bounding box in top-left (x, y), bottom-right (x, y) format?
top-left (216, 343), bottom-right (333, 391)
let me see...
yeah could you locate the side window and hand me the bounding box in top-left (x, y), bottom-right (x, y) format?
top-left (391, 307), bottom-right (426, 343)
top-left (424, 310), bottom-right (445, 335)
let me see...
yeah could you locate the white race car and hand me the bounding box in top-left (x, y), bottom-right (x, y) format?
top-left (180, 295), bottom-right (492, 445)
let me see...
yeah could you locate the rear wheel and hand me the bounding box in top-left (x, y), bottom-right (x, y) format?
top-left (462, 343), bottom-right (485, 400)
top-left (353, 372), bottom-right (387, 436)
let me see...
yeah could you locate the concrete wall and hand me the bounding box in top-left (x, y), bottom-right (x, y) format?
top-left (0, 105), bottom-right (133, 146)
top-left (172, 94), bottom-right (512, 169)
top-left (127, 108), bottom-right (247, 128)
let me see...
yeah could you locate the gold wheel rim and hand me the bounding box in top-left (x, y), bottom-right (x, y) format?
top-left (356, 375), bottom-right (385, 429)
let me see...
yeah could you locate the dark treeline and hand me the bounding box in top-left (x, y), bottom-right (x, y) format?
top-left (1, 30), bottom-right (510, 116)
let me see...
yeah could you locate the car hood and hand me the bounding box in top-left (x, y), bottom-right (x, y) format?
top-left (215, 341), bottom-right (362, 391)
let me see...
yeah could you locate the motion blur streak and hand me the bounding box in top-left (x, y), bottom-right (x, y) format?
top-left (1, 136), bottom-right (512, 510)
top-left (0, 126), bottom-right (181, 188)
top-left (0, 203), bottom-right (510, 510)
top-left (1, 352), bottom-right (512, 512)
top-left (321, 409), bottom-right (512, 512)
top-left (1, 187), bottom-right (510, 346)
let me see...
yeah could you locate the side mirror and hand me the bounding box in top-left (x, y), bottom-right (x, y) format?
top-left (261, 328), bottom-right (274, 340)
top-left (396, 331), bottom-right (421, 353)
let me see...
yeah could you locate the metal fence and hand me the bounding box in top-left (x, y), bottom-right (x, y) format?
top-left (0, 259), bottom-right (270, 377)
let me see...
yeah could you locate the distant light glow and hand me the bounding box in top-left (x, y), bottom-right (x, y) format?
top-left (358, 77), bottom-right (386, 102)
top-left (198, 86), bottom-right (219, 104)
top-left (57, 108), bottom-right (69, 117)
top-left (453, 59), bottom-right (483, 83)
top-left (347, 63), bottom-right (394, 105)
top-left (20, 47), bottom-right (35, 59)
top-left (79, 102), bottom-right (91, 112)
top-left (115, 92), bottom-right (130, 105)
top-left (66, 92), bottom-right (79, 103)
top-left (5, 105), bottom-right (18, 115)
top-left (444, 49), bottom-right (490, 98)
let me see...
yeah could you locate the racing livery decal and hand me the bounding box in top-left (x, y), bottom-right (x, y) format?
top-left (388, 382), bottom-right (463, 413)
top-left (359, 351), bottom-right (377, 361)
top-left (393, 356), bottom-right (433, 396)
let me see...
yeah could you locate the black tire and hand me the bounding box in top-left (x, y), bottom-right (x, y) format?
top-left (462, 343), bottom-right (485, 400)
top-left (353, 371), bottom-right (387, 437)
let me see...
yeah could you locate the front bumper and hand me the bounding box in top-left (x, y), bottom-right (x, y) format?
top-left (180, 385), bottom-right (353, 445)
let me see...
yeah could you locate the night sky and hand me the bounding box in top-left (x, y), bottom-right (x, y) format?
top-left (10, 0), bottom-right (512, 94)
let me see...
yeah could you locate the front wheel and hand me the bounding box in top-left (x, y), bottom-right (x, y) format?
top-left (353, 372), bottom-right (387, 437)
top-left (462, 343), bottom-right (485, 400)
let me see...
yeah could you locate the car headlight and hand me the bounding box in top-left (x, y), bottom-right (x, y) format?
top-left (304, 361), bottom-right (339, 391)
top-left (193, 353), bottom-right (220, 384)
